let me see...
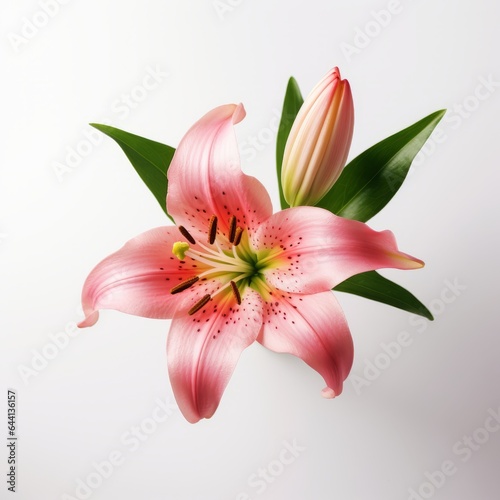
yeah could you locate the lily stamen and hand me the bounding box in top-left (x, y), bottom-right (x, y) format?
top-left (170, 276), bottom-right (200, 294)
top-left (230, 280), bottom-right (241, 305)
top-left (228, 215), bottom-right (237, 243)
top-left (208, 215), bottom-right (218, 244)
top-left (178, 225), bottom-right (196, 244)
top-left (188, 294), bottom-right (211, 315)
top-left (185, 250), bottom-right (253, 274)
top-left (233, 227), bottom-right (243, 246)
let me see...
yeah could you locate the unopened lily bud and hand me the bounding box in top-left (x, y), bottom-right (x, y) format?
top-left (281, 67), bottom-right (354, 207)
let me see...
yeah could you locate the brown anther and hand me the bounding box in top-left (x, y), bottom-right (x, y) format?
top-left (208, 215), bottom-right (218, 244)
top-left (170, 276), bottom-right (199, 295)
top-left (228, 215), bottom-right (237, 243)
top-left (230, 281), bottom-right (241, 305)
top-left (178, 226), bottom-right (196, 244)
top-left (233, 226), bottom-right (243, 246)
top-left (188, 294), bottom-right (211, 315)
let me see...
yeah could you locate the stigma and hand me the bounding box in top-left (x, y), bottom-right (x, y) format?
top-left (172, 241), bottom-right (190, 260)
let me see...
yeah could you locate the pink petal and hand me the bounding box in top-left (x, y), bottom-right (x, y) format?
top-left (258, 290), bottom-right (353, 397)
top-left (167, 288), bottom-right (263, 423)
top-left (167, 104), bottom-right (273, 244)
top-left (252, 206), bottom-right (423, 294)
top-left (79, 227), bottom-right (209, 327)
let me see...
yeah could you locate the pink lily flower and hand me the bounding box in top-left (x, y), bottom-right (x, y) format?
top-left (79, 104), bottom-right (423, 423)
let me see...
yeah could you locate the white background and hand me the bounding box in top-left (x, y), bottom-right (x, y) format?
top-left (1, 1), bottom-right (500, 499)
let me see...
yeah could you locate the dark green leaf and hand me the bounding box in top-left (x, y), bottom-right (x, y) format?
top-left (316, 110), bottom-right (446, 222)
top-left (334, 271), bottom-right (433, 320)
top-left (91, 123), bottom-right (176, 220)
top-left (276, 77), bottom-right (304, 210)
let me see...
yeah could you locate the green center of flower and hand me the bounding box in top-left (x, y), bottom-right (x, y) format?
top-left (170, 215), bottom-right (277, 314)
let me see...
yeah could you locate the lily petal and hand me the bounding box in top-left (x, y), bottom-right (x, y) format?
top-left (167, 104), bottom-right (273, 243)
top-left (252, 206), bottom-right (423, 294)
top-left (167, 288), bottom-right (263, 423)
top-left (258, 290), bottom-right (353, 397)
top-left (79, 227), bottom-right (209, 327)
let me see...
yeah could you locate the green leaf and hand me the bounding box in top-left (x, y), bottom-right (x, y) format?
top-left (276, 77), bottom-right (304, 210)
top-left (334, 271), bottom-right (433, 320)
top-left (91, 123), bottom-right (176, 220)
top-left (316, 109), bottom-right (446, 222)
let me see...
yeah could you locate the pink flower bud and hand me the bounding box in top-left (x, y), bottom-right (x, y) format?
top-left (281, 67), bottom-right (354, 206)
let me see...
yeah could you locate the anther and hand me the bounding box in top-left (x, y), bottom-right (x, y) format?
top-left (170, 276), bottom-right (199, 294)
top-left (230, 281), bottom-right (241, 305)
top-left (233, 227), bottom-right (243, 246)
top-left (228, 215), bottom-right (237, 243)
top-left (188, 294), bottom-right (211, 315)
top-left (208, 215), bottom-right (218, 244)
top-left (178, 226), bottom-right (196, 244)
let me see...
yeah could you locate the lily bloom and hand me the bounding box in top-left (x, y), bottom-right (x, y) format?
top-left (79, 103), bottom-right (423, 423)
top-left (282, 67), bottom-right (354, 207)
